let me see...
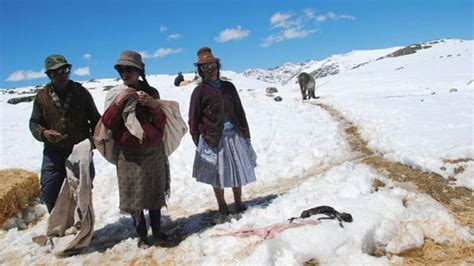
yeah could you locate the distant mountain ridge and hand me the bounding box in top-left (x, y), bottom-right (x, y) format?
top-left (2, 39), bottom-right (468, 92)
top-left (242, 39), bottom-right (458, 84)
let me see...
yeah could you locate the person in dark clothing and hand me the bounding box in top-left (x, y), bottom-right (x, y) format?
top-left (188, 47), bottom-right (257, 223)
top-left (192, 71), bottom-right (199, 82)
top-left (29, 54), bottom-right (101, 213)
top-left (174, 72), bottom-right (184, 86)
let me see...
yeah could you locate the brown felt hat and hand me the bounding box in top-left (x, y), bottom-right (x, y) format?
top-left (194, 47), bottom-right (220, 66)
top-left (114, 50), bottom-right (144, 71)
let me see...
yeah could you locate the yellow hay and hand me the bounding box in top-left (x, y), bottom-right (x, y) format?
top-left (0, 168), bottom-right (40, 226)
top-left (396, 239), bottom-right (474, 265)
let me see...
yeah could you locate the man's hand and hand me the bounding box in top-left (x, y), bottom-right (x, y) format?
top-left (114, 88), bottom-right (136, 106)
top-left (43, 129), bottom-right (67, 143)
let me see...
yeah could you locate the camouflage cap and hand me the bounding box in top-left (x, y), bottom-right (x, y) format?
top-left (44, 54), bottom-right (72, 72)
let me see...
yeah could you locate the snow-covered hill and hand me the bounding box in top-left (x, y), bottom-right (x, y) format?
top-left (243, 39), bottom-right (466, 85)
top-left (242, 60), bottom-right (319, 84)
top-left (242, 46), bottom-right (402, 84)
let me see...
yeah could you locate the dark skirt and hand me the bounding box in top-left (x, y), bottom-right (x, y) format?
top-left (116, 142), bottom-right (170, 213)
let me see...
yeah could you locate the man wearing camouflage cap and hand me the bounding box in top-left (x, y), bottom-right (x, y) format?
top-left (29, 54), bottom-right (101, 213)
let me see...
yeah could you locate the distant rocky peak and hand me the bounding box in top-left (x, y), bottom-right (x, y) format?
top-left (310, 61), bottom-right (340, 79)
top-left (379, 43), bottom-right (432, 59)
top-left (242, 38), bottom-right (467, 84)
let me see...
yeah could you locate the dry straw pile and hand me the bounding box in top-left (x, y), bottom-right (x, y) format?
top-left (397, 239), bottom-right (474, 265)
top-left (0, 168), bottom-right (40, 225)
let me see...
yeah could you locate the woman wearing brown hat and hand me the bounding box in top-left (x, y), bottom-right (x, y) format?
top-left (101, 50), bottom-right (171, 248)
top-left (188, 47), bottom-right (257, 223)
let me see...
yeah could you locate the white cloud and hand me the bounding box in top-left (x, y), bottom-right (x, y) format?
top-left (140, 48), bottom-right (183, 59)
top-left (262, 9), bottom-right (355, 47)
top-left (315, 12), bottom-right (356, 23)
top-left (167, 34), bottom-right (181, 40)
top-left (316, 15), bottom-right (328, 23)
top-left (160, 25), bottom-right (167, 32)
top-left (340, 15), bottom-right (356, 20)
top-left (282, 28), bottom-right (312, 39)
top-left (83, 53), bottom-right (92, 60)
top-left (6, 70), bottom-right (46, 81)
top-left (260, 27), bottom-right (315, 47)
top-left (74, 67), bottom-right (90, 76)
top-left (304, 9), bottom-right (315, 19)
top-left (215, 26), bottom-right (249, 43)
top-left (261, 35), bottom-right (278, 48)
top-left (270, 12), bottom-right (293, 28)
top-left (327, 12), bottom-right (337, 19)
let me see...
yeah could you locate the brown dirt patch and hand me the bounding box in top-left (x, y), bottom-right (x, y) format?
top-left (313, 102), bottom-right (474, 264)
top-left (443, 158), bottom-right (473, 164)
top-left (442, 158), bottom-right (472, 177)
top-left (304, 258), bottom-right (320, 266)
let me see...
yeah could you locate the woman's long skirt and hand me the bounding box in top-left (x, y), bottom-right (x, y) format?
top-left (116, 142), bottom-right (170, 213)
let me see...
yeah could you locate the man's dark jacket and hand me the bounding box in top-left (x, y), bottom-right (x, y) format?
top-left (29, 81), bottom-right (101, 155)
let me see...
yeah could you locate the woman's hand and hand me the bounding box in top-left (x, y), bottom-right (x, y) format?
top-left (114, 88), bottom-right (136, 106)
top-left (138, 91), bottom-right (159, 109)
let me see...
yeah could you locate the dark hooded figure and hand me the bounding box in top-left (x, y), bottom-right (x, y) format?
top-left (174, 72), bottom-right (184, 86)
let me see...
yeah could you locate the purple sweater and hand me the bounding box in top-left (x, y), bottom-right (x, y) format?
top-left (188, 81), bottom-right (250, 147)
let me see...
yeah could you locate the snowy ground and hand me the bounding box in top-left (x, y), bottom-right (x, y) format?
top-left (0, 39), bottom-right (472, 264)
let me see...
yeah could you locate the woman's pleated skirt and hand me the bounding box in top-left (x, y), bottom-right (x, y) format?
top-left (193, 122), bottom-right (257, 188)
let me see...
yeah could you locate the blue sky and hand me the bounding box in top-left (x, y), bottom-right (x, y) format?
top-left (0, 0), bottom-right (472, 89)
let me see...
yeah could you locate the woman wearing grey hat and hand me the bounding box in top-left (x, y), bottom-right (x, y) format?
top-left (101, 50), bottom-right (171, 248)
top-left (188, 47), bottom-right (257, 223)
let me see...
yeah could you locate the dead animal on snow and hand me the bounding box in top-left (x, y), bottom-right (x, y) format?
top-left (288, 205), bottom-right (353, 228)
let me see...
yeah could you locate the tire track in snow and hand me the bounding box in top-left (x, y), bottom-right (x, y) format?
top-left (312, 101), bottom-right (474, 264)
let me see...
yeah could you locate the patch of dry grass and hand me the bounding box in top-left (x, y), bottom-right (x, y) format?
top-left (396, 239), bottom-right (474, 265)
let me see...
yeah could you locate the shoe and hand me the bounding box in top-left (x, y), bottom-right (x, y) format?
top-left (235, 203), bottom-right (248, 213)
top-left (218, 205), bottom-right (229, 215)
top-left (137, 237), bottom-right (151, 249)
top-left (32, 235), bottom-right (48, 246)
top-left (153, 231), bottom-right (173, 242)
top-left (214, 212), bottom-right (230, 224)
